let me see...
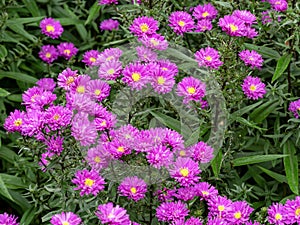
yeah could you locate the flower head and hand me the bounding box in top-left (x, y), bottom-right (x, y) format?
top-left (195, 46), bottom-right (223, 70)
top-left (169, 11), bottom-right (195, 35)
top-left (86, 144), bottom-right (112, 171)
top-left (122, 62), bottom-right (149, 90)
top-left (36, 78), bottom-right (56, 92)
top-left (50, 212), bottom-right (81, 225)
top-left (39, 45), bottom-right (58, 64)
top-left (0, 213), bottom-right (19, 225)
top-left (192, 3), bottom-right (218, 20)
top-left (136, 46), bottom-right (158, 62)
top-left (98, 60), bottom-right (123, 81)
top-left (86, 79), bottom-right (110, 101)
top-left (57, 68), bottom-right (78, 90)
top-left (98, 0), bottom-right (118, 5)
top-left (130, 16), bottom-right (159, 37)
top-left (149, 65), bottom-right (175, 94)
top-left (232, 10), bottom-right (257, 25)
top-left (82, 50), bottom-right (101, 66)
top-left (96, 202), bottom-right (131, 225)
top-left (40, 17), bottom-right (63, 39)
top-left (156, 201), bottom-right (189, 222)
top-left (218, 15), bottom-right (246, 37)
top-left (100, 19), bottom-right (119, 31)
top-left (140, 33), bottom-right (168, 51)
top-left (118, 176), bottom-right (147, 201)
top-left (57, 42), bottom-right (78, 60)
top-left (267, 203), bottom-right (287, 225)
top-left (284, 196), bottom-right (300, 224)
top-left (194, 182), bottom-right (218, 200)
top-left (4, 109), bottom-right (26, 133)
top-left (242, 76), bottom-right (266, 100)
top-left (190, 141), bottom-right (214, 163)
top-left (270, 0), bottom-right (288, 12)
top-left (227, 201), bottom-right (254, 224)
top-left (96, 48), bottom-right (123, 65)
top-left (146, 145), bottom-right (173, 169)
top-left (195, 19), bottom-right (213, 32)
top-left (239, 49), bottom-right (263, 69)
top-left (289, 99), bottom-right (300, 118)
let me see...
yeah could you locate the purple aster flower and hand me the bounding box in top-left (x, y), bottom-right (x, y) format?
top-left (269, 0), bottom-right (288, 12)
top-left (103, 139), bottom-right (131, 159)
top-left (195, 47), bottom-right (223, 70)
top-left (195, 19), bottom-right (213, 32)
top-left (156, 201), bottom-right (189, 222)
top-left (226, 201), bottom-right (254, 224)
top-left (21, 109), bottom-right (45, 137)
top-left (169, 11), bottom-right (195, 36)
top-left (146, 145), bottom-right (173, 169)
top-left (192, 3), bottom-right (218, 20)
top-left (96, 202), bottom-right (131, 225)
top-left (244, 222), bottom-right (261, 225)
top-left (239, 50), bottom-right (263, 69)
top-left (140, 33), bottom-right (168, 51)
top-left (289, 99), bottom-right (300, 118)
top-left (22, 87), bottom-right (43, 109)
top-left (157, 59), bottom-right (178, 76)
top-left (174, 186), bottom-right (196, 201)
top-left (155, 188), bottom-right (176, 202)
top-left (114, 124), bottom-right (140, 149)
top-left (174, 147), bottom-right (193, 158)
top-left (45, 106), bottom-right (72, 131)
top-left (94, 110), bottom-right (117, 131)
top-left (242, 76), bottom-right (266, 100)
top-left (67, 92), bottom-right (95, 114)
top-left (86, 79), bottom-right (110, 101)
top-left (100, 19), bottom-right (119, 31)
top-left (36, 78), bottom-right (56, 92)
top-left (0, 213), bottom-right (19, 225)
top-left (176, 76), bottom-right (206, 104)
top-left (129, 16), bottom-right (159, 37)
top-left (232, 10), bottom-right (257, 26)
top-left (136, 46), bottom-right (158, 62)
top-left (194, 182), bottom-right (219, 201)
top-left (86, 144), bottom-right (112, 171)
top-left (57, 68), bottom-right (79, 91)
top-left (122, 62), bottom-right (149, 90)
top-left (243, 26), bottom-right (258, 39)
top-left (171, 217), bottom-right (203, 225)
top-left (163, 128), bottom-right (184, 151)
top-left (261, 11), bottom-right (273, 25)
top-left (118, 176), bottom-right (147, 201)
top-left (98, 0), bottom-right (118, 5)
top-left (50, 212), bottom-right (81, 225)
top-left (96, 47), bottom-right (123, 65)
top-left (169, 157), bottom-right (201, 187)
top-left (218, 15), bottom-right (246, 37)
top-left (98, 60), bottom-right (123, 81)
top-left (4, 109), bottom-right (26, 133)
top-left (267, 203), bottom-right (287, 225)
top-left (70, 75), bottom-right (91, 95)
top-left (190, 141), bottom-right (214, 163)
top-left (71, 112), bottom-right (98, 146)
top-left (45, 135), bottom-right (64, 155)
top-left (72, 169), bottom-right (105, 196)
top-left (39, 45), bottom-right (58, 64)
top-left (82, 50), bottom-right (100, 66)
top-left (57, 42), bottom-right (78, 60)
top-left (207, 218), bottom-right (230, 225)
top-left (208, 195), bottom-right (232, 219)
top-left (40, 17), bottom-right (63, 39)
top-left (149, 66), bottom-right (175, 94)
top-left (284, 196), bottom-right (300, 224)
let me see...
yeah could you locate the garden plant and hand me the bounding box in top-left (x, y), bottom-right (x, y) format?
top-left (0, 0), bottom-right (300, 224)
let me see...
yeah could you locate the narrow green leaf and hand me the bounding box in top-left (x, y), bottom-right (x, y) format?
top-left (7, 94), bottom-right (23, 102)
top-left (211, 149), bottom-right (222, 178)
top-left (9, 190), bottom-right (31, 212)
top-left (85, 1), bottom-right (101, 25)
top-left (257, 166), bottom-right (287, 183)
top-left (0, 45), bottom-right (8, 59)
top-left (0, 88), bottom-right (10, 97)
top-left (272, 54), bottom-right (292, 82)
top-left (6, 23), bottom-right (37, 43)
top-left (20, 206), bottom-right (36, 225)
top-left (283, 141), bottom-right (299, 195)
top-left (58, 18), bottom-right (83, 26)
top-left (230, 101), bottom-right (263, 124)
top-left (22, 0), bottom-right (41, 17)
top-left (149, 111), bottom-right (181, 133)
top-left (235, 117), bottom-right (266, 131)
top-left (7, 17), bottom-right (44, 25)
top-left (244, 43), bottom-right (281, 59)
top-left (0, 175), bottom-right (14, 202)
top-left (0, 71), bottom-right (38, 83)
top-left (233, 154), bottom-right (287, 166)
top-left (0, 174), bottom-right (28, 189)
top-left (0, 146), bottom-right (18, 164)
top-left (249, 100), bottom-right (278, 124)
top-left (247, 166), bottom-right (266, 187)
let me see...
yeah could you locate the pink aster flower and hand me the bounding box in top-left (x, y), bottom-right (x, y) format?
top-left (98, 0), bottom-right (118, 5)
top-left (86, 144), bottom-right (112, 171)
top-left (50, 212), bottom-right (81, 225)
top-left (40, 17), bottom-right (63, 39)
top-left (70, 75), bottom-right (91, 95)
top-left (169, 157), bottom-right (201, 187)
top-left (98, 60), bottom-right (123, 81)
top-left (192, 3), bottom-right (218, 20)
top-left (22, 86), bottom-right (43, 109)
top-left (67, 92), bottom-right (95, 114)
top-left (163, 128), bottom-right (184, 151)
top-left (157, 59), bottom-right (178, 76)
top-left (45, 105), bottom-right (72, 131)
top-left (140, 33), bottom-right (168, 51)
top-left (218, 15), bottom-right (246, 37)
top-left (269, 0), bottom-right (288, 12)
top-left (57, 42), bottom-right (78, 60)
top-left (57, 68), bottom-right (79, 91)
top-left (100, 19), bottom-right (119, 31)
top-left (149, 67), bottom-right (175, 94)
top-left (189, 141), bottom-right (214, 163)
top-left (155, 188), bottom-right (176, 202)
top-left (146, 145), bottom-right (173, 169)
top-left (242, 76), bottom-right (266, 100)
top-left (208, 195), bottom-right (232, 219)
top-left (156, 201), bottom-right (189, 222)
top-left (122, 62), bottom-right (149, 90)
top-left (169, 11), bottom-right (195, 36)
top-left (103, 139), bottom-right (131, 159)
top-left (284, 196), bottom-right (300, 224)
top-left (195, 19), bottom-right (213, 32)
top-left (96, 48), bottom-right (123, 65)
top-left (174, 186), bottom-right (196, 201)
top-left (4, 109), bottom-right (26, 133)
top-left (129, 16), bottom-right (159, 37)
top-left (82, 50), bottom-right (100, 66)
top-left (45, 135), bottom-right (64, 155)
top-left (0, 213), bottom-right (19, 225)
top-left (239, 50), bottom-right (263, 69)
top-left (94, 110), bottom-right (117, 131)
top-left (176, 76), bottom-right (206, 104)
top-left (36, 78), bottom-right (56, 92)
top-left (136, 46), bottom-right (158, 62)
top-left (194, 181), bottom-right (218, 201)
top-left (289, 99), bottom-right (300, 118)
top-left (227, 201), bottom-right (254, 224)
top-left (118, 176), bottom-right (147, 201)
top-left (114, 124), bottom-right (140, 149)
top-left (267, 203), bottom-right (287, 225)
top-left (21, 109), bottom-right (45, 137)
top-left (96, 202), bottom-right (131, 225)
top-left (232, 10), bottom-right (257, 26)
top-left (195, 46), bottom-right (223, 70)
top-left (86, 79), bottom-right (110, 101)
top-left (39, 45), bottom-right (58, 64)
top-left (72, 169), bottom-right (106, 196)
top-left (39, 151), bottom-right (54, 171)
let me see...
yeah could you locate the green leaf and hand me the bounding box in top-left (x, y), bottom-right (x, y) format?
top-left (22, 0), bottom-right (41, 17)
top-left (0, 174), bottom-right (28, 189)
top-left (58, 18), bottom-right (83, 26)
top-left (249, 100), bottom-right (279, 124)
top-left (6, 23), bottom-right (37, 43)
top-left (229, 101), bottom-right (263, 124)
top-left (85, 1), bottom-right (101, 25)
top-left (0, 71), bottom-right (38, 84)
top-left (7, 94), bottom-right (23, 102)
top-left (211, 149), bottom-right (222, 178)
top-left (283, 141), bottom-right (299, 195)
top-left (0, 45), bottom-right (8, 59)
top-left (0, 146), bottom-right (18, 164)
top-left (233, 154), bottom-right (288, 166)
top-left (272, 54), bottom-right (292, 82)
top-left (257, 166), bottom-right (287, 183)
top-left (6, 17), bottom-right (44, 25)
top-left (0, 88), bottom-right (10, 97)
top-left (235, 117), bottom-right (267, 131)
top-left (244, 43), bottom-right (281, 60)
top-left (20, 206), bottom-right (36, 225)
top-left (0, 175), bottom-right (14, 202)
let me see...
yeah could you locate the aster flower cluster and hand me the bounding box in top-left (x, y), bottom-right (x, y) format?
top-left (100, 18), bottom-right (119, 31)
top-left (192, 3), bottom-right (218, 33)
top-left (239, 49), bottom-right (264, 69)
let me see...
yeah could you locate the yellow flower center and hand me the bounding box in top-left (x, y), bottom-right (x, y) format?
top-left (132, 72), bottom-right (141, 81)
top-left (179, 150), bottom-right (186, 156)
top-left (106, 56), bottom-right (114, 61)
top-left (108, 213), bottom-right (115, 219)
top-left (94, 156), bottom-right (101, 163)
top-left (140, 24), bottom-right (149, 32)
top-left (117, 146), bottom-right (125, 152)
top-left (130, 187), bottom-right (137, 194)
top-left (45, 53), bottom-right (51, 58)
top-left (53, 114), bottom-right (60, 120)
top-left (46, 25), bottom-right (55, 32)
top-left (229, 24), bottom-right (238, 32)
top-left (107, 68), bottom-right (115, 75)
top-left (178, 21), bottom-right (185, 27)
top-left (249, 85), bottom-right (256, 91)
top-left (275, 213), bottom-right (282, 220)
top-left (202, 11), bottom-right (209, 17)
top-left (249, 56), bottom-right (254, 61)
top-left (14, 119), bottom-right (22, 126)
top-left (205, 56), bottom-right (212, 61)
top-left (275, 1), bottom-right (280, 4)
top-left (157, 76), bottom-right (165, 85)
top-left (31, 94), bottom-right (39, 102)
top-left (62, 222), bottom-right (69, 225)
top-left (101, 120), bottom-right (107, 126)
top-left (234, 212), bottom-right (241, 219)
top-left (76, 85), bottom-right (85, 93)
top-left (84, 178), bottom-right (94, 187)
top-left (295, 207), bottom-right (300, 216)
top-left (66, 77), bottom-right (75, 85)
top-left (150, 39), bottom-right (159, 46)
top-left (201, 191), bottom-right (209, 196)
top-left (94, 89), bottom-right (101, 96)
top-left (218, 205), bottom-right (225, 212)
top-left (64, 49), bottom-right (71, 55)
top-left (187, 87), bottom-right (196, 94)
top-left (162, 67), bottom-right (168, 71)
top-left (90, 57), bottom-right (96, 63)
top-left (179, 168), bottom-right (189, 177)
